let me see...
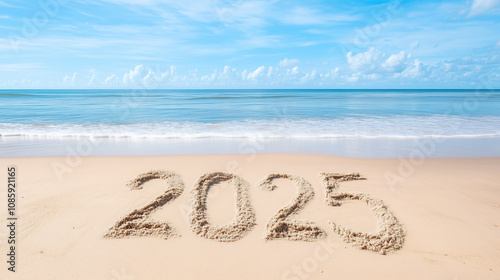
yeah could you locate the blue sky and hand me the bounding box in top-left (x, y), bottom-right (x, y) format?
top-left (1, 0), bottom-right (499, 88)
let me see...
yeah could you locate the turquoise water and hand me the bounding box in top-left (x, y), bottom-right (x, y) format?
top-left (0, 89), bottom-right (499, 138)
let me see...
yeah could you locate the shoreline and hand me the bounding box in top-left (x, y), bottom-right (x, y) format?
top-left (2, 136), bottom-right (500, 158)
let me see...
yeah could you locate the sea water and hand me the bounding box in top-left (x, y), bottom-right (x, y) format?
top-left (1, 89), bottom-right (499, 157)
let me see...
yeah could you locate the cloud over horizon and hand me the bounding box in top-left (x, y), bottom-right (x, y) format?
top-left (0, 0), bottom-right (499, 88)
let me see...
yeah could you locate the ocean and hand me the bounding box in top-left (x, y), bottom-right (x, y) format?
top-left (1, 89), bottom-right (499, 157)
top-left (1, 89), bottom-right (499, 139)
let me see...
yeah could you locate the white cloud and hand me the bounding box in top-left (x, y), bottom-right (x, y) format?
top-left (123, 65), bottom-right (146, 85)
top-left (468, 0), bottom-right (500, 17)
top-left (104, 74), bottom-right (120, 86)
top-left (300, 69), bottom-right (317, 83)
top-left (345, 74), bottom-right (359, 83)
top-left (88, 74), bottom-right (97, 86)
top-left (279, 58), bottom-right (300, 68)
top-left (280, 7), bottom-right (357, 25)
top-left (246, 66), bottom-right (266, 80)
top-left (323, 67), bottom-right (339, 79)
top-left (200, 72), bottom-right (215, 82)
top-left (142, 70), bottom-right (158, 86)
top-left (0, 63), bottom-right (42, 71)
top-left (62, 72), bottom-right (78, 86)
top-left (118, 65), bottom-right (179, 87)
top-left (396, 59), bottom-right (424, 79)
top-left (48, 52), bottom-right (499, 89)
top-left (71, 72), bottom-right (78, 84)
top-left (215, 1), bottom-right (269, 26)
top-left (102, 0), bottom-right (270, 34)
top-left (364, 73), bottom-right (381, 80)
top-left (410, 41), bottom-right (420, 50)
top-left (267, 66), bottom-right (273, 77)
top-left (345, 48), bottom-right (419, 78)
top-left (382, 51), bottom-right (407, 72)
top-left (346, 47), bottom-right (384, 72)
top-left (2, 79), bottom-right (40, 88)
top-left (289, 66), bottom-right (299, 75)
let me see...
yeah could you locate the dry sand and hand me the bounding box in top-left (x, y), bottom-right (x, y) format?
top-left (103, 170), bottom-right (185, 240)
top-left (1, 154), bottom-right (500, 279)
top-left (188, 172), bottom-right (256, 242)
top-left (259, 173), bottom-right (327, 241)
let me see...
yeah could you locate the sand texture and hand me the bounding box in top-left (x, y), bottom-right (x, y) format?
top-left (103, 170), bottom-right (185, 239)
top-left (188, 172), bottom-right (256, 242)
top-left (1, 154), bottom-right (500, 279)
top-left (321, 173), bottom-right (405, 254)
top-left (259, 173), bottom-right (327, 241)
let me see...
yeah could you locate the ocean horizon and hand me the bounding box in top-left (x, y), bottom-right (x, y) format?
top-left (1, 89), bottom-right (499, 139)
top-left (1, 88), bottom-right (499, 158)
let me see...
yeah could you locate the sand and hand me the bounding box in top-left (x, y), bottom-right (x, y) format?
top-left (321, 173), bottom-right (405, 254)
top-left (1, 154), bottom-right (500, 279)
top-left (259, 173), bottom-right (327, 241)
top-left (189, 172), bottom-right (256, 242)
top-left (103, 170), bottom-right (185, 239)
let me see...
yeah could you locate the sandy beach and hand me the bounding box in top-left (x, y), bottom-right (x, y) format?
top-left (2, 0), bottom-right (500, 278)
top-left (1, 154), bottom-right (499, 279)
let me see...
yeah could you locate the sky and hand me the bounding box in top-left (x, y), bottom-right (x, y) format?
top-left (0, 0), bottom-right (499, 89)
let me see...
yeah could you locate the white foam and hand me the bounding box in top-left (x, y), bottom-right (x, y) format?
top-left (1, 116), bottom-right (499, 140)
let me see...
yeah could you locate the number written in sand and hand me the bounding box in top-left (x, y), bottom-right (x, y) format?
top-left (189, 172), bottom-right (256, 242)
top-left (259, 174), bottom-right (327, 241)
top-left (104, 170), bottom-right (184, 239)
top-left (321, 173), bottom-right (405, 254)
top-left (105, 170), bottom-right (406, 254)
